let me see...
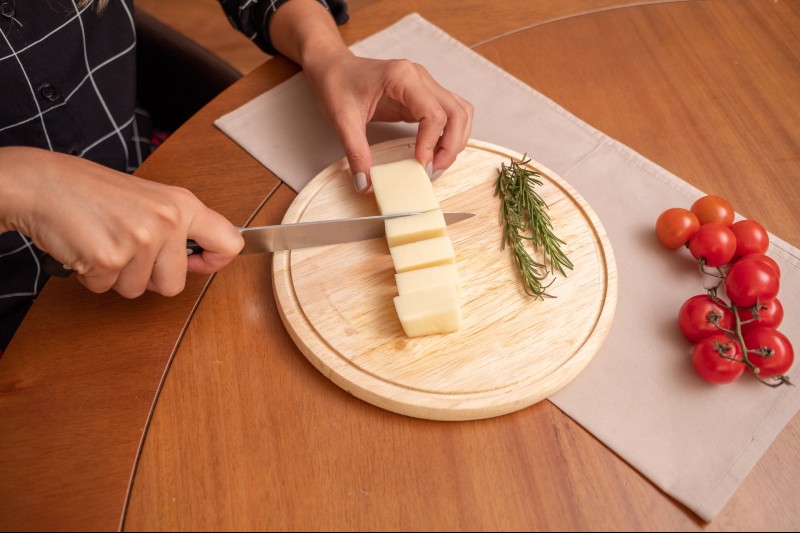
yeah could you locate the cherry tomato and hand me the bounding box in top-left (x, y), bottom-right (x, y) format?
top-left (724, 257), bottom-right (779, 307)
top-left (743, 327), bottom-right (794, 377)
top-left (655, 208), bottom-right (700, 249)
top-left (688, 223), bottom-right (737, 267)
top-left (737, 298), bottom-right (784, 333)
top-left (738, 252), bottom-right (780, 279)
top-left (729, 219), bottom-right (769, 257)
top-left (690, 195), bottom-right (735, 226)
top-left (678, 294), bottom-right (734, 342)
top-left (692, 334), bottom-right (745, 384)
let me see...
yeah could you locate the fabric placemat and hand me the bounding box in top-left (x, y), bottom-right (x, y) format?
top-left (214, 14), bottom-right (800, 522)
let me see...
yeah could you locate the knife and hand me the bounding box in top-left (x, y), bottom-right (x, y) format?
top-left (40, 211), bottom-right (475, 277)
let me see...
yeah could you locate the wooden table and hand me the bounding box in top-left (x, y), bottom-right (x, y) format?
top-left (2, 0), bottom-right (799, 530)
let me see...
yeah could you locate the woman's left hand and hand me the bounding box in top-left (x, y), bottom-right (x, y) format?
top-left (268, 0), bottom-right (474, 193)
top-left (304, 51), bottom-right (474, 192)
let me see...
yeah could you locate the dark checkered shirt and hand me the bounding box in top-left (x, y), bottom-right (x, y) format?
top-left (0, 0), bottom-right (347, 350)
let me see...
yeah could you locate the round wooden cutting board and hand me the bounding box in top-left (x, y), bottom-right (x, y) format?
top-left (273, 139), bottom-right (617, 421)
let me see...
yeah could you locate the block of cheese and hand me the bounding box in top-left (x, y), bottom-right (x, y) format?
top-left (393, 285), bottom-right (462, 337)
top-left (370, 159), bottom-right (439, 214)
top-left (395, 263), bottom-right (460, 296)
top-left (385, 209), bottom-right (447, 247)
top-left (389, 236), bottom-right (455, 273)
top-left (370, 158), bottom-right (463, 338)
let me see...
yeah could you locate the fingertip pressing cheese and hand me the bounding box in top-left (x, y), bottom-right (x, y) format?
top-left (389, 236), bottom-right (455, 273)
top-left (395, 263), bottom-right (460, 296)
top-left (393, 285), bottom-right (462, 337)
top-left (370, 159), bottom-right (439, 214)
top-left (384, 209), bottom-right (447, 247)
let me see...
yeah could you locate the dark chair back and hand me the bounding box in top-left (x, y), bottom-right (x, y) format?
top-left (134, 7), bottom-right (243, 133)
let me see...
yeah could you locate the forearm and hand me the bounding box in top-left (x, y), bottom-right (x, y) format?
top-left (269, 0), bottom-right (352, 68)
top-left (0, 147), bottom-right (45, 234)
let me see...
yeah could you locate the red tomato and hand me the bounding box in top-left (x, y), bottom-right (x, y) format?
top-left (739, 252), bottom-right (781, 279)
top-left (743, 327), bottom-right (794, 377)
top-left (688, 223), bottom-right (737, 267)
top-left (724, 257), bottom-right (780, 307)
top-left (730, 219), bottom-right (769, 257)
top-left (656, 208), bottom-right (700, 249)
top-left (737, 298), bottom-right (784, 333)
top-left (692, 334), bottom-right (745, 384)
top-left (678, 294), bottom-right (734, 342)
top-left (690, 195), bottom-right (735, 226)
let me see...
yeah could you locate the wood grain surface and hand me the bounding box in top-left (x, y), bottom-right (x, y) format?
top-left (1, 0), bottom-right (798, 531)
top-left (273, 139), bottom-right (616, 420)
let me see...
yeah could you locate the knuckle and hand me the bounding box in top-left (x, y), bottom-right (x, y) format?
top-left (150, 256), bottom-right (189, 296)
top-left (426, 107), bottom-right (447, 126)
top-left (386, 58), bottom-right (417, 77)
top-left (91, 249), bottom-right (128, 272)
top-left (77, 273), bottom-right (114, 294)
top-left (382, 60), bottom-right (421, 94)
top-left (159, 282), bottom-right (184, 298)
top-left (153, 198), bottom-right (184, 228)
top-left (131, 225), bottom-right (156, 248)
top-left (117, 285), bottom-right (147, 300)
top-left (458, 98), bottom-right (474, 119)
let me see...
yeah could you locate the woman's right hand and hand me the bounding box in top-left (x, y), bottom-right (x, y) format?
top-left (0, 147), bottom-right (244, 298)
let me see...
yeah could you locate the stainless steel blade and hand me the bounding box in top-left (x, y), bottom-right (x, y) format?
top-left (239, 211), bottom-right (474, 254)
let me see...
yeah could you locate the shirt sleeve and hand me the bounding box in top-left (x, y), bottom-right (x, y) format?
top-left (218, 0), bottom-right (350, 56)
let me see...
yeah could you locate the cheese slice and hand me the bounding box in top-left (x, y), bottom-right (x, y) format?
top-left (393, 285), bottom-right (462, 337)
top-left (389, 236), bottom-right (455, 273)
top-left (395, 263), bottom-right (460, 296)
top-left (385, 209), bottom-right (447, 247)
top-left (370, 159), bottom-right (439, 214)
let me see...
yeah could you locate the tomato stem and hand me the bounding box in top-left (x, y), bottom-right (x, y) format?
top-left (705, 270), bottom-right (792, 388)
top-left (698, 259), bottom-right (727, 279)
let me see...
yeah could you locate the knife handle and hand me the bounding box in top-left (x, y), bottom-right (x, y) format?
top-left (41, 241), bottom-right (202, 278)
top-left (186, 240), bottom-right (203, 256)
top-left (40, 253), bottom-right (74, 278)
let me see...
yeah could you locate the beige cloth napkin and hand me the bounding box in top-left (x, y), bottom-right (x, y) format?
top-left (214, 14), bottom-right (800, 522)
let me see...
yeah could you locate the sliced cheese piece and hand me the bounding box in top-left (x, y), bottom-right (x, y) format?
top-left (393, 285), bottom-right (462, 337)
top-left (370, 159), bottom-right (439, 214)
top-left (395, 263), bottom-right (460, 296)
top-left (389, 236), bottom-right (455, 273)
top-left (385, 209), bottom-right (447, 247)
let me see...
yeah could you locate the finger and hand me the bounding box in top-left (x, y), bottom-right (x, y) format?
top-left (369, 61), bottom-right (448, 176)
top-left (186, 210), bottom-right (244, 275)
top-left (145, 237), bottom-right (189, 297)
top-left (333, 111), bottom-right (374, 193)
top-left (73, 249), bottom-right (130, 295)
top-left (410, 100), bottom-right (448, 178)
top-left (111, 249), bottom-right (160, 299)
top-left (76, 268), bottom-right (121, 295)
top-left (431, 95), bottom-right (474, 179)
top-left (407, 69), bottom-right (473, 179)
top-left (390, 68), bottom-right (457, 177)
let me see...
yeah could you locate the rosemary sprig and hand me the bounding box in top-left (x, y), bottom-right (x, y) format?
top-left (495, 155), bottom-right (574, 298)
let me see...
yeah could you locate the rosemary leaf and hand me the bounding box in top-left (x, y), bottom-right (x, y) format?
top-left (495, 155), bottom-right (574, 298)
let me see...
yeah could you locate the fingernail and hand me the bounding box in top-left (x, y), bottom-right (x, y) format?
top-left (424, 162), bottom-right (433, 178)
top-left (354, 172), bottom-right (368, 193)
top-left (431, 169), bottom-right (444, 181)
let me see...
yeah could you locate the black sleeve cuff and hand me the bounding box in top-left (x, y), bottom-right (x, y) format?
top-left (256, 0), bottom-right (350, 56)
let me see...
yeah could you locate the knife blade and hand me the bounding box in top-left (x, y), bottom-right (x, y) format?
top-left (41, 211), bottom-right (475, 277)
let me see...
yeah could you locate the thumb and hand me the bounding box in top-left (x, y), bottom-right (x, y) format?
top-left (186, 211), bottom-right (244, 275)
